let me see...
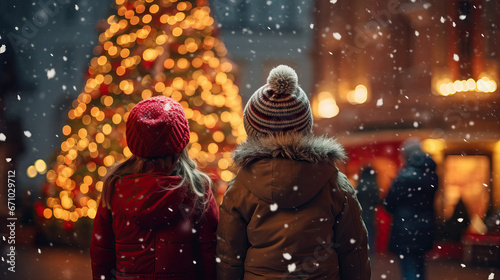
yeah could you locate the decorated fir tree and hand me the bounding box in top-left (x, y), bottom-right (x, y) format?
top-left (35, 0), bottom-right (244, 243)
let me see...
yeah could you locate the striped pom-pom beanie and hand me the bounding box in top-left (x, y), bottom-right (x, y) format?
top-left (126, 96), bottom-right (190, 158)
top-left (243, 65), bottom-right (313, 138)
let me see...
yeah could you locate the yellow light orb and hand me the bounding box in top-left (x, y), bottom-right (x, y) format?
top-left (221, 170), bottom-right (235, 182)
top-left (43, 208), bottom-right (52, 219)
top-left (164, 58), bottom-right (175, 69)
top-left (102, 124), bottom-right (112, 135)
top-left (61, 196), bottom-right (73, 209)
top-left (172, 27), bottom-right (183, 37)
top-left (149, 4), bottom-right (159, 14)
top-left (218, 158), bottom-right (229, 169)
top-left (98, 166), bottom-right (108, 177)
top-left (62, 125), bottom-right (72, 136)
top-left (103, 155), bottom-right (115, 167)
top-left (87, 208), bottom-right (97, 219)
top-left (190, 132), bottom-right (199, 143)
top-left (213, 131), bottom-right (225, 142)
top-left (97, 56), bottom-right (108, 66)
top-left (95, 181), bottom-right (104, 192)
top-left (34, 159), bottom-right (47, 174)
top-left (80, 184), bottom-right (89, 194)
top-left (112, 113), bottom-right (122, 124)
top-left (123, 146), bottom-right (133, 158)
top-left (27, 165), bottom-right (37, 178)
top-left (317, 91), bottom-right (339, 118)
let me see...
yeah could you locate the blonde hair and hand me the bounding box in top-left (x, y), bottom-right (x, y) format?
top-left (101, 148), bottom-right (212, 210)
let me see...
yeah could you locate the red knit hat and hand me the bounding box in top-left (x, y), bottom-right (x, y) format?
top-left (126, 96), bottom-right (190, 158)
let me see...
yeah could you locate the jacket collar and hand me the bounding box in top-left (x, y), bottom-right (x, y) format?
top-left (232, 133), bottom-right (347, 168)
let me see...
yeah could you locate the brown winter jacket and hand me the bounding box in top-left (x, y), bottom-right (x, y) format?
top-left (216, 133), bottom-right (371, 280)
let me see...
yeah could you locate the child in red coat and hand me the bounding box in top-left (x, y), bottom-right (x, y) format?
top-left (90, 96), bottom-right (218, 280)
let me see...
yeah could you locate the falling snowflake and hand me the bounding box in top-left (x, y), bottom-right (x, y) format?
top-left (24, 131), bottom-right (32, 138)
top-left (310, 23), bottom-right (314, 29)
top-left (283, 253), bottom-right (292, 260)
top-left (6, 158), bottom-right (12, 162)
top-left (376, 98), bottom-right (383, 107)
top-left (46, 68), bottom-right (56, 79)
top-left (459, 15), bottom-right (466, 20)
top-left (38, 248), bottom-right (41, 254)
top-left (333, 32), bottom-right (342, 40)
top-left (216, 257), bottom-right (221, 263)
top-left (440, 16), bottom-right (446, 23)
top-left (17, 95), bottom-right (21, 100)
top-left (0, 44), bottom-right (6, 54)
top-left (287, 263), bottom-right (296, 273)
top-left (488, 273), bottom-right (495, 280)
top-left (453, 54), bottom-right (459, 61)
top-left (350, 238), bottom-right (356, 244)
top-left (270, 203), bottom-right (278, 212)
top-left (0, 133), bottom-right (5, 141)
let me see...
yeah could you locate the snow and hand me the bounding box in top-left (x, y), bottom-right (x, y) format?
top-left (0, 133), bottom-right (6, 141)
top-left (330, 0), bottom-right (338, 4)
top-left (287, 263), bottom-right (296, 273)
top-left (376, 98), bottom-right (383, 107)
top-left (0, 44), bottom-right (6, 54)
top-left (6, 158), bottom-right (12, 162)
top-left (270, 203), bottom-right (278, 212)
top-left (46, 68), bottom-right (56, 79)
top-left (333, 32), bottom-right (342, 40)
top-left (488, 273), bottom-right (495, 280)
top-left (24, 131), bottom-right (32, 138)
top-left (440, 16), bottom-right (446, 23)
top-left (283, 253), bottom-right (292, 260)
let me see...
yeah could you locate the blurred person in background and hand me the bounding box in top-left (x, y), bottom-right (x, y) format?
top-left (384, 139), bottom-right (438, 280)
top-left (356, 166), bottom-right (379, 255)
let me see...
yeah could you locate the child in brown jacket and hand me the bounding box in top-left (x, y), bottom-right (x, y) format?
top-left (216, 65), bottom-right (371, 280)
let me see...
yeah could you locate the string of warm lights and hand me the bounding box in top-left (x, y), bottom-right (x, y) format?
top-left (32, 0), bottom-right (245, 224)
top-left (438, 77), bottom-right (497, 96)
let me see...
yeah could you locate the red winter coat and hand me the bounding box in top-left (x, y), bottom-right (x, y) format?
top-left (90, 172), bottom-right (218, 280)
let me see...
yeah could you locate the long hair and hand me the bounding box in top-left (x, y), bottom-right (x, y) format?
top-left (101, 148), bottom-right (212, 210)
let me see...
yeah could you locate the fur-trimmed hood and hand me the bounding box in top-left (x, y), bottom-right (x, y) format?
top-left (232, 133), bottom-right (347, 168)
top-left (231, 133), bottom-right (347, 208)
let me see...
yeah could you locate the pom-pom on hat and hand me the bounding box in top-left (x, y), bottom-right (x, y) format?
top-left (243, 65), bottom-right (313, 137)
top-left (126, 96), bottom-right (190, 158)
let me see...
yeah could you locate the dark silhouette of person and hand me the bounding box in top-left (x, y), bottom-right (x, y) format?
top-left (356, 166), bottom-right (379, 255)
top-left (384, 139), bottom-right (438, 280)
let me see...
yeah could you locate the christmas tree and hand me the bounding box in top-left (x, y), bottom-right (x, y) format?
top-left (33, 0), bottom-right (244, 244)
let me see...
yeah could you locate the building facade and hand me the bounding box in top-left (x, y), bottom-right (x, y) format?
top-left (312, 0), bottom-right (500, 255)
